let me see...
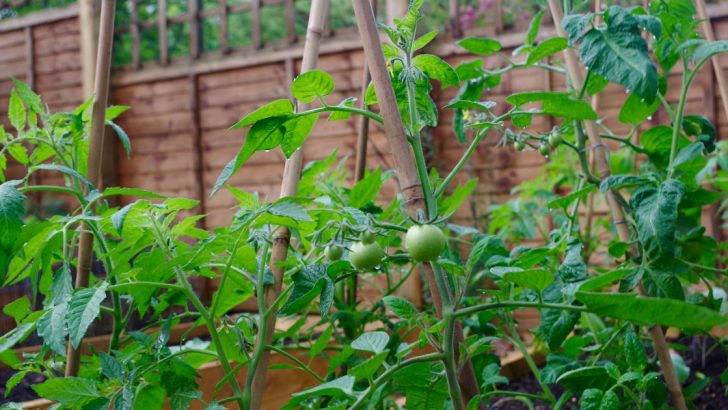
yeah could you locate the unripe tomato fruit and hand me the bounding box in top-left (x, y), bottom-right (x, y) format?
top-left (360, 231), bottom-right (376, 245)
top-left (350, 241), bottom-right (384, 270)
top-left (324, 245), bottom-right (343, 261)
top-left (548, 130), bottom-right (563, 147)
top-left (538, 142), bottom-right (550, 156)
top-left (405, 224), bottom-right (447, 262)
top-left (514, 140), bottom-right (525, 151)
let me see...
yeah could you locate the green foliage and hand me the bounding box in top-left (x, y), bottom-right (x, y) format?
top-left (33, 378), bottom-right (101, 407)
top-left (280, 264), bottom-right (334, 317)
top-left (576, 291), bottom-right (727, 329)
top-left (2, 2), bottom-right (727, 408)
top-left (565, 6), bottom-right (659, 101)
top-left (505, 92), bottom-right (597, 119)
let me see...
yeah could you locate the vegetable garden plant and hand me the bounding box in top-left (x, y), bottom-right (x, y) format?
top-left (1, 0), bottom-right (727, 409)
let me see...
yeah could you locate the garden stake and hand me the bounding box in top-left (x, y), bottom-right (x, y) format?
top-left (247, 0), bottom-right (328, 407)
top-left (349, 0), bottom-right (375, 306)
top-left (65, 0), bottom-right (116, 378)
top-left (546, 0), bottom-right (687, 408)
top-left (696, 0), bottom-right (728, 245)
top-left (696, 0), bottom-right (728, 122)
top-left (348, 65), bottom-right (371, 307)
top-left (351, 1), bottom-right (481, 407)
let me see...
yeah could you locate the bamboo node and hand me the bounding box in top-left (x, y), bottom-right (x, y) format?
top-left (583, 142), bottom-right (609, 152)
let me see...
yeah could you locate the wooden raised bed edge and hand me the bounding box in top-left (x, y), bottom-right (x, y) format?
top-left (11, 314), bottom-right (724, 408)
top-left (10, 315), bottom-right (541, 410)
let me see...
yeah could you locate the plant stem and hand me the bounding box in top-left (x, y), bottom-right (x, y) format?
top-left (179, 269), bottom-right (245, 408)
top-left (107, 281), bottom-right (186, 292)
top-left (243, 242), bottom-right (271, 409)
top-left (455, 300), bottom-right (587, 318)
top-left (210, 229), bottom-right (247, 317)
top-left (435, 129), bottom-right (485, 198)
top-left (505, 320), bottom-right (555, 404)
top-left (405, 83), bottom-right (436, 219)
top-left (304, 105), bottom-right (383, 124)
top-left (482, 390), bottom-right (548, 402)
top-left (668, 68), bottom-right (691, 178)
top-left (149, 216), bottom-right (245, 408)
top-left (443, 310), bottom-right (466, 410)
top-left (349, 353), bottom-right (445, 410)
top-left (265, 344), bottom-right (324, 382)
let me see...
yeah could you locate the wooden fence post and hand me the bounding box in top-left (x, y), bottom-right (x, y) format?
top-left (546, 1), bottom-right (687, 408)
top-left (65, 0), bottom-right (116, 377)
top-left (247, 1), bottom-right (329, 408)
top-left (351, 1), bottom-right (481, 406)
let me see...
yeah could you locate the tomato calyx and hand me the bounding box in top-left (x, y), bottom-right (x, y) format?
top-left (360, 231), bottom-right (376, 244)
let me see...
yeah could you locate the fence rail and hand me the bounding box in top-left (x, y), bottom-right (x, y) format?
top-left (4, 0), bottom-right (727, 70)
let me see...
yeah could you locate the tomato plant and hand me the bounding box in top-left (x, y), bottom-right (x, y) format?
top-left (0, 0), bottom-right (727, 409)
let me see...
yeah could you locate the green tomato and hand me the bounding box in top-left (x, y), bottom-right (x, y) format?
top-left (548, 130), bottom-right (563, 147)
top-left (360, 231), bottom-right (376, 244)
top-left (538, 142), bottom-right (550, 156)
top-left (324, 245), bottom-right (343, 261)
top-left (514, 140), bottom-right (525, 151)
top-left (350, 241), bottom-right (384, 270)
top-left (405, 224), bottom-right (447, 262)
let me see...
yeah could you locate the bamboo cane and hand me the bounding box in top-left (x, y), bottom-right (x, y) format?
top-left (64, 0), bottom-right (116, 378)
top-left (354, 67), bottom-right (372, 182)
top-left (247, 1), bottom-right (328, 407)
top-left (348, 0), bottom-right (377, 307)
top-left (695, 0), bottom-right (727, 245)
top-left (696, 0), bottom-right (728, 123)
top-left (351, 1), bottom-right (481, 406)
top-left (546, 1), bottom-right (687, 408)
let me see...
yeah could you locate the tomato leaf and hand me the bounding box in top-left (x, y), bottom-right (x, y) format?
top-left (526, 37), bottom-right (568, 65)
top-left (231, 99), bottom-right (295, 129)
top-left (575, 6), bottom-right (659, 102)
top-left (291, 70), bottom-right (335, 103)
top-left (32, 377), bottom-right (100, 407)
top-left (413, 54), bottom-right (459, 87)
top-left (457, 37), bottom-right (502, 55)
top-left (383, 296), bottom-right (418, 319)
top-left (66, 282), bottom-right (108, 348)
top-left (351, 331), bottom-right (389, 354)
top-left (576, 291), bottom-right (727, 329)
top-left (506, 92), bottom-right (597, 120)
top-left (280, 264), bottom-right (333, 317)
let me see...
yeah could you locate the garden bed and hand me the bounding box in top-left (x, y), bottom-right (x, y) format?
top-left (487, 335), bottom-right (728, 409)
top-left (2, 314), bottom-right (540, 409)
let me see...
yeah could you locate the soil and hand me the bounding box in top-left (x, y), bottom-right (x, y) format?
top-left (0, 367), bottom-right (45, 403)
top-left (487, 336), bottom-right (727, 409)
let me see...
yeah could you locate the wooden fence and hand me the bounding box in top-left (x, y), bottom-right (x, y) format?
top-left (1, 2), bottom-right (727, 330)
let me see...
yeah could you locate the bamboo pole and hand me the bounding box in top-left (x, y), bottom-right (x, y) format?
top-left (247, 1), bottom-right (328, 408)
top-left (351, 1), bottom-right (481, 406)
top-left (78, 0), bottom-right (98, 98)
top-left (696, 0), bottom-right (728, 122)
top-left (65, 0), bottom-right (116, 378)
top-left (354, 70), bottom-right (371, 181)
top-left (546, 1), bottom-right (687, 408)
top-left (695, 0), bottom-right (727, 244)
